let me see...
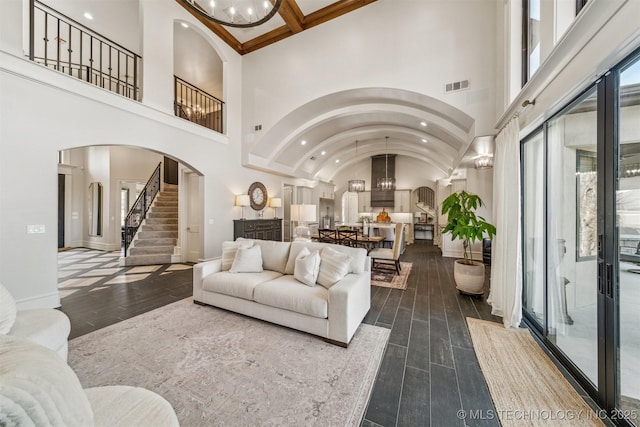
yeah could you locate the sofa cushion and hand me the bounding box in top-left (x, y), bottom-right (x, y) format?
top-left (85, 385), bottom-right (179, 427)
top-left (254, 276), bottom-right (328, 318)
top-left (229, 245), bottom-right (263, 273)
top-left (0, 335), bottom-right (94, 427)
top-left (202, 270), bottom-right (282, 300)
top-left (250, 240), bottom-right (291, 274)
top-left (0, 282), bottom-right (17, 335)
top-left (317, 246), bottom-right (352, 289)
top-left (293, 248), bottom-right (321, 287)
top-left (9, 309), bottom-right (71, 355)
top-left (221, 240), bottom-right (254, 271)
top-left (285, 241), bottom-right (366, 275)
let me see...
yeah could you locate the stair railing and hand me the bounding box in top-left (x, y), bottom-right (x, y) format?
top-left (123, 163), bottom-right (162, 256)
top-left (29, 0), bottom-right (142, 101)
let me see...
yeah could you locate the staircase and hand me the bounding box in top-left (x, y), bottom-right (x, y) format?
top-left (124, 184), bottom-right (178, 266)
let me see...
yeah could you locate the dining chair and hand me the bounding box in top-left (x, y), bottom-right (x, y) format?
top-left (369, 223), bottom-right (404, 275)
top-left (318, 228), bottom-right (337, 243)
top-left (337, 229), bottom-right (359, 247)
top-left (378, 226), bottom-right (395, 248)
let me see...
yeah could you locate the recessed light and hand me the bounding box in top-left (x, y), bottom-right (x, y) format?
top-left (422, 138), bottom-right (427, 143)
top-left (181, 22), bottom-right (189, 28)
top-left (83, 12), bottom-right (93, 20)
top-left (321, 151), bottom-right (326, 156)
top-left (229, 6), bottom-right (236, 14)
top-left (247, 7), bottom-right (253, 14)
top-left (335, 159), bottom-right (340, 163)
top-left (420, 121), bottom-right (427, 127)
top-left (300, 140), bottom-right (307, 145)
top-left (210, 0), bottom-right (215, 6)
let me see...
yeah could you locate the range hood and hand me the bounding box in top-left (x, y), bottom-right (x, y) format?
top-left (370, 154), bottom-right (395, 207)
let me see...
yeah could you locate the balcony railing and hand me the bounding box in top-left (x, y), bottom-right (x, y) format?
top-left (29, 0), bottom-right (141, 101)
top-left (174, 76), bottom-right (224, 133)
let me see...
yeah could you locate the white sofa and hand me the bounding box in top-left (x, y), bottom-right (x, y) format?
top-left (0, 335), bottom-right (179, 427)
top-left (0, 283), bottom-right (71, 361)
top-left (193, 239), bottom-right (371, 347)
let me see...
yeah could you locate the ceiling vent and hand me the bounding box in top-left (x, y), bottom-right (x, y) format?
top-left (445, 80), bottom-right (469, 93)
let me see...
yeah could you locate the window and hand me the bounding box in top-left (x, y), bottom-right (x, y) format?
top-left (522, 0), bottom-right (541, 86)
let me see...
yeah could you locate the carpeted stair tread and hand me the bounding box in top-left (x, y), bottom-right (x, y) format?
top-left (144, 217), bottom-right (178, 224)
top-left (129, 245), bottom-right (175, 255)
top-left (133, 237), bottom-right (176, 246)
top-left (124, 253), bottom-right (172, 266)
top-left (138, 230), bottom-right (178, 239)
top-left (140, 224), bottom-right (177, 232)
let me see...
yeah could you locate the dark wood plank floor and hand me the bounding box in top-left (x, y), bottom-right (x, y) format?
top-left (58, 249), bottom-right (192, 339)
top-left (361, 241), bottom-right (501, 427)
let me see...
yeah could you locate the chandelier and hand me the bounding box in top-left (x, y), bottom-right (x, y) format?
top-left (348, 140), bottom-right (365, 192)
top-left (474, 156), bottom-right (493, 169)
top-left (377, 136), bottom-right (396, 191)
top-left (181, 0), bottom-right (283, 28)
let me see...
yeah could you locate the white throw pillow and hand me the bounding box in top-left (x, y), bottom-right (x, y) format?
top-left (0, 282), bottom-right (17, 334)
top-left (229, 245), bottom-right (264, 273)
top-left (221, 240), bottom-right (254, 271)
top-left (294, 248), bottom-right (321, 287)
top-left (317, 246), bottom-right (352, 289)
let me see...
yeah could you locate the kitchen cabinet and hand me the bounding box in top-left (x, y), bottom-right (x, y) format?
top-left (394, 190), bottom-right (411, 212)
top-left (358, 191), bottom-right (371, 212)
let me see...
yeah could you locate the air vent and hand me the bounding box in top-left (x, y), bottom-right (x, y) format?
top-left (445, 80), bottom-right (469, 93)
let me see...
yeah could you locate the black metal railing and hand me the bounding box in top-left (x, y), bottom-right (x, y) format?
top-left (123, 163), bottom-right (161, 255)
top-left (29, 0), bottom-right (141, 101)
top-left (174, 76), bottom-right (224, 133)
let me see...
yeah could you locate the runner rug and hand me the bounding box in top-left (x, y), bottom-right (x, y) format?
top-left (371, 262), bottom-right (412, 290)
top-left (69, 298), bottom-right (389, 426)
top-left (467, 317), bottom-right (605, 427)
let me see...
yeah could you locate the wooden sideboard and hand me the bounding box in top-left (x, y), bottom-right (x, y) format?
top-left (233, 219), bottom-right (282, 241)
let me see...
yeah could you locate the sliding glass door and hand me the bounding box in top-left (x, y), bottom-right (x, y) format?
top-left (521, 49), bottom-right (640, 426)
top-left (616, 56), bottom-right (640, 420)
top-left (546, 87), bottom-right (599, 388)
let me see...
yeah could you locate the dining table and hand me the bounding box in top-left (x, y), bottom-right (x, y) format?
top-left (311, 232), bottom-right (384, 253)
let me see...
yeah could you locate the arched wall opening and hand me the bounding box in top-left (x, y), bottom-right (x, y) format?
top-left (57, 145), bottom-right (204, 264)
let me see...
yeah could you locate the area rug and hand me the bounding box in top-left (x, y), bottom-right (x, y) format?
top-left (467, 318), bottom-right (605, 427)
top-left (68, 298), bottom-right (390, 426)
top-left (371, 262), bottom-right (412, 290)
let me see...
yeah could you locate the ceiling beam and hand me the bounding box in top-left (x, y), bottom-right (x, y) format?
top-left (175, 0), bottom-right (244, 54)
top-left (278, 0), bottom-right (305, 33)
top-left (304, 0), bottom-right (377, 30)
top-left (177, 0), bottom-right (378, 55)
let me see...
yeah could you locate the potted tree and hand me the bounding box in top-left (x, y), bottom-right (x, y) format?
top-left (441, 190), bottom-right (496, 295)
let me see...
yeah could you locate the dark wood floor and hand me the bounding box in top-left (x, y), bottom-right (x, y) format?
top-left (57, 242), bottom-right (601, 427)
top-left (58, 249), bottom-right (192, 339)
top-left (361, 241), bottom-right (501, 427)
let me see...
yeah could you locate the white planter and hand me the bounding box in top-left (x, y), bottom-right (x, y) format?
top-left (453, 259), bottom-right (485, 295)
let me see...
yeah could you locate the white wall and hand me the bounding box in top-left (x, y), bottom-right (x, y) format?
top-left (0, 0), bottom-right (287, 308)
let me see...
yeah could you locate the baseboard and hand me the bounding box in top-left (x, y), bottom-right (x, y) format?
top-left (16, 291), bottom-right (61, 310)
top-left (83, 241), bottom-right (120, 252)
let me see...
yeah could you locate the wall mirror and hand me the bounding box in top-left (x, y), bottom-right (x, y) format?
top-left (88, 182), bottom-right (103, 236)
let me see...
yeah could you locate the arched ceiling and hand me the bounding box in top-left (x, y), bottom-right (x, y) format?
top-left (244, 87), bottom-right (477, 182)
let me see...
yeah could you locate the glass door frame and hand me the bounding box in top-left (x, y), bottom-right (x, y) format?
top-left (520, 46), bottom-right (640, 426)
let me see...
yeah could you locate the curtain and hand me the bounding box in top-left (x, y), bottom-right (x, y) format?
top-left (488, 117), bottom-right (522, 328)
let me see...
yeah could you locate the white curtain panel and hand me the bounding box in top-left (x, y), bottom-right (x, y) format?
top-left (488, 118), bottom-right (522, 328)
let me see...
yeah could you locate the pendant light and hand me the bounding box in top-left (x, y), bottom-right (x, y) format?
top-left (377, 136), bottom-right (396, 190)
top-left (348, 140), bottom-right (365, 192)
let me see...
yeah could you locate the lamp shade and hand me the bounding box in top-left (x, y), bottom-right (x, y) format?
top-left (269, 198), bottom-right (282, 208)
top-left (235, 194), bottom-right (250, 207)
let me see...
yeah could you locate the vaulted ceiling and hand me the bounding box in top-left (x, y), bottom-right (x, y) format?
top-left (177, 0), bottom-right (377, 55)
